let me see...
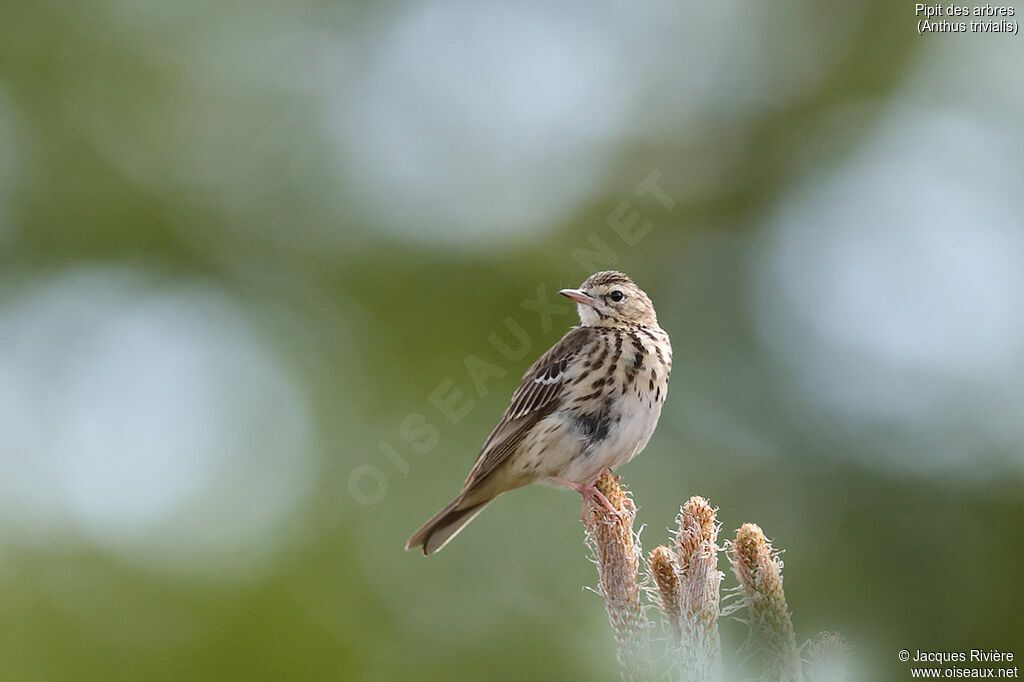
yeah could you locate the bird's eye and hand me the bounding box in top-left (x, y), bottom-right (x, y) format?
top-left (609, 290), bottom-right (624, 302)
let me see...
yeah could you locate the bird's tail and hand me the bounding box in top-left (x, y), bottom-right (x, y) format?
top-left (405, 495), bottom-right (491, 555)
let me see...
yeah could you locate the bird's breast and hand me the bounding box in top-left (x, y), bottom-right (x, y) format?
top-left (558, 325), bottom-right (671, 483)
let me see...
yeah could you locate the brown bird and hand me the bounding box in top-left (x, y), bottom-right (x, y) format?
top-left (406, 271), bottom-right (672, 555)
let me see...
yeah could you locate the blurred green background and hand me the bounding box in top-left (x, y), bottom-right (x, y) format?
top-left (1, 1), bottom-right (1022, 680)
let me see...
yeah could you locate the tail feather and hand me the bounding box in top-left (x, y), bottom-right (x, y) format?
top-left (405, 496), bottom-right (491, 555)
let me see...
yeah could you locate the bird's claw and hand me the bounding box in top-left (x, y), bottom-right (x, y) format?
top-left (589, 487), bottom-right (621, 516)
top-left (552, 476), bottom-right (632, 520)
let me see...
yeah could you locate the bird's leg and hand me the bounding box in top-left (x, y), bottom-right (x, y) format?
top-left (550, 476), bottom-right (620, 518)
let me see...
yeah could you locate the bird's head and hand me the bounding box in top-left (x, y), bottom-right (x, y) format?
top-left (560, 271), bottom-right (658, 328)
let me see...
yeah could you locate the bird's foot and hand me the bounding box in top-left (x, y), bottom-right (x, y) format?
top-left (551, 476), bottom-right (622, 520)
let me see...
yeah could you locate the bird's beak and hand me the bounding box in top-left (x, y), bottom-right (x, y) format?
top-left (560, 288), bottom-right (597, 307)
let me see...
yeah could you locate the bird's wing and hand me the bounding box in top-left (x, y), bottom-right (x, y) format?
top-left (461, 326), bottom-right (595, 492)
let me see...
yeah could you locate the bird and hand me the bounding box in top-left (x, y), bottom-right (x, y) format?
top-left (405, 271), bottom-right (672, 555)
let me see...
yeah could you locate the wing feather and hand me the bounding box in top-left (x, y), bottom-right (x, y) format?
top-left (462, 326), bottom-right (595, 491)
